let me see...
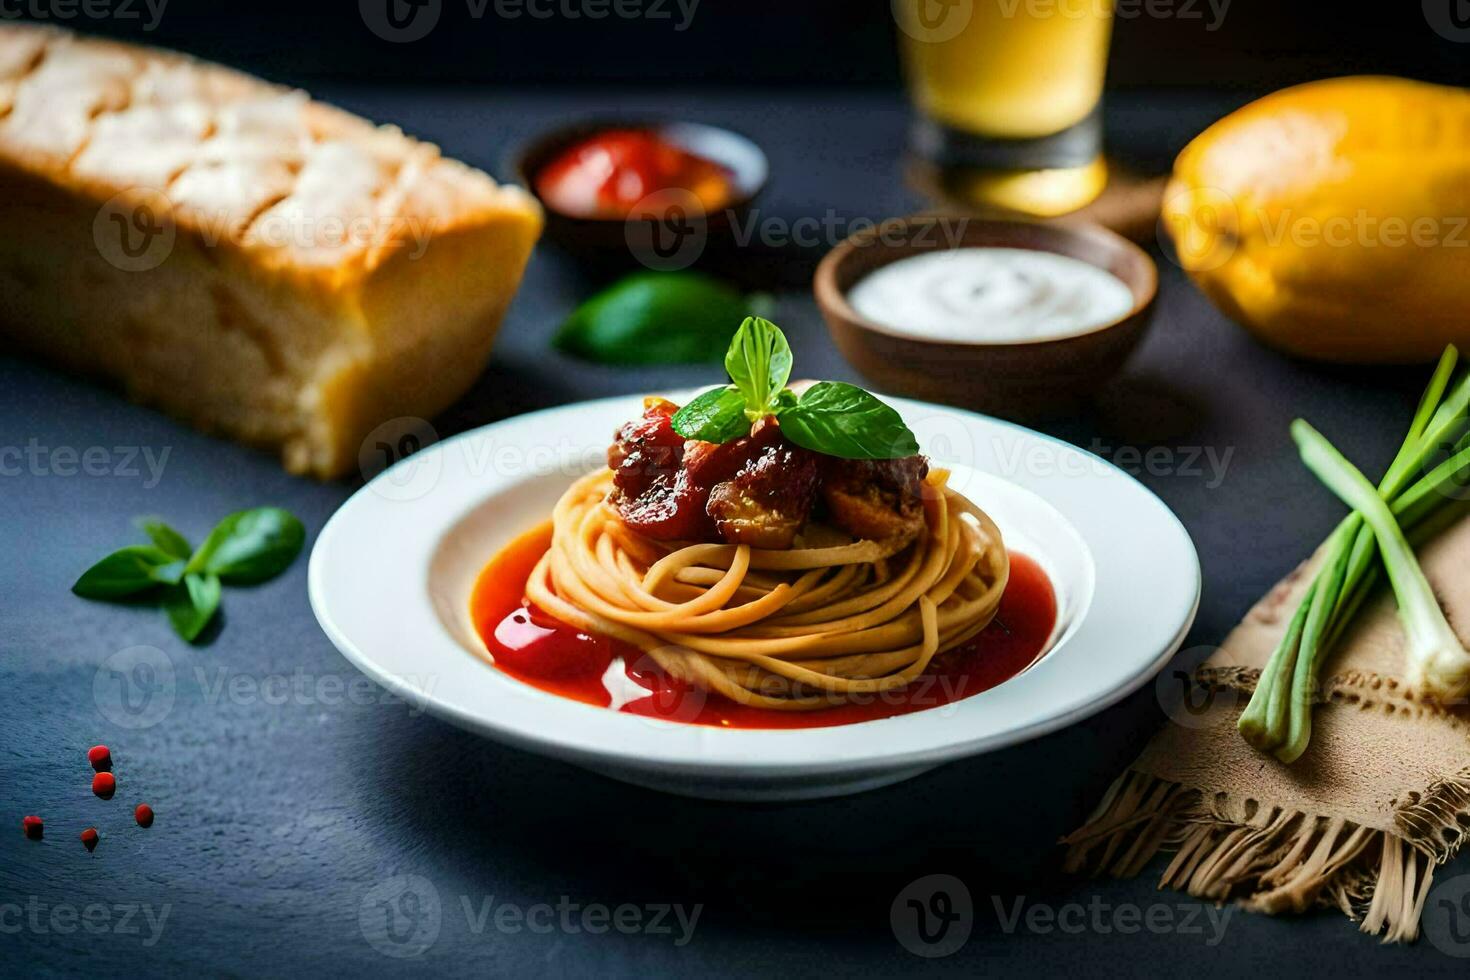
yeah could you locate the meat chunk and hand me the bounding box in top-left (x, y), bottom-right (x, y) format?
top-left (821, 456), bottom-right (929, 545)
top-left (704, 422), bottom-right (820, 549)
top-left (609, 399), bottom-right (713, 540)
top-left (608, 397), bottom-right (684, 499)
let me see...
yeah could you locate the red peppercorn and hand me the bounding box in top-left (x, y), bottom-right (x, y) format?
top-left (134, 804), bottom-right (154, 828)
top-left (80, 828), bottom-right (99, 852)
top-left (87, 745), bottom-right (112, 772)
top-left (22, 815), bottom-right (43, 840)
top-left (92, 772), bottom-right (116, 800)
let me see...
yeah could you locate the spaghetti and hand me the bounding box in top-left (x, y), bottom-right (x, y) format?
top-left (524, 466), bottom-right (1010, 710)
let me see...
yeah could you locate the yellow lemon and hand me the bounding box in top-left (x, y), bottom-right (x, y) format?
top-left (1162, 76), bottom-right (1470, 363)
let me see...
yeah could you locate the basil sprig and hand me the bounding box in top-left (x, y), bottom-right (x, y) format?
top-left (73, 508), bottom-right (305, 643)
top-left (671, 317), bottom-right (919, 460)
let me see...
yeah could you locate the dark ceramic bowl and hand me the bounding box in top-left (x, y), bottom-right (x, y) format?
top-left (509, 119), bottom-right (768, 270)
top-left (814, 217), bottom-right (1157, 420)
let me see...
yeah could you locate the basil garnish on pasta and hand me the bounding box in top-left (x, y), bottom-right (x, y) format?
top-left (671, 317), bottom-right (918, 460)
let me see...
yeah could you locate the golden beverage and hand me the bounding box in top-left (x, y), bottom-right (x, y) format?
top-left (896, 0), bottom-right (1114, 215)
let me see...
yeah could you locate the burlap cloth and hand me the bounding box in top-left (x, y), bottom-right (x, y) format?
top-left (1063, 514), bottom-right (1470, 942)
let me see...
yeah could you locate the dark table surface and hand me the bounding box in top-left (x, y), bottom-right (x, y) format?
top-left (4, 85), bottom-right (1467, 977)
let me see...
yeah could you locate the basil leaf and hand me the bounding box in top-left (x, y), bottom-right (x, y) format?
top-left (187, 507), bottom-right (305, 584)
top-left (725, 316), bottom-right (792, 418)
top-left (165, 572), bottom-right (221, 643)
top-left (778, 382), bottom-right (920, 460)
top-left (73, 545), bottom-right (179, 598)
top-left (671, 386), bottom-right (750, 443)
top-left (554, 272), bottom-right (767, 365)
top-left (135, 517), bottom-right (192, 559)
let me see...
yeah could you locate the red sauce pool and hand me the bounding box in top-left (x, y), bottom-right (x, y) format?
top-left (470, 523), bottom-right (1057, 729)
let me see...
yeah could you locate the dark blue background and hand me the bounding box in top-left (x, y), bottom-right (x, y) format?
top-left (4, 7), bottom-right (1470, 977)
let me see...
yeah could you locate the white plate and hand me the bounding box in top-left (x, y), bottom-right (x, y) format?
top-left (309, 394), bottom-right (1199, 801)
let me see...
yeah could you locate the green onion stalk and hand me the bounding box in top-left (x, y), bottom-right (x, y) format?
top-left (1238, 346), bottom-right (1470, 763)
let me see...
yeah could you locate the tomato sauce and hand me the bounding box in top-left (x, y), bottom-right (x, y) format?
top-left (470, 522), bottom-right (1058, 730)
top-left (534, 129), bottom-right (735, 219)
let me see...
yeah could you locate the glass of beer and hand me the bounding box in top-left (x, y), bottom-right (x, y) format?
top-left (895, 0), bottom-right (1114, 216)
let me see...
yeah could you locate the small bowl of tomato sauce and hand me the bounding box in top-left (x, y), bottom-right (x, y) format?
top-left (511, 120), bottom-right (769, 268)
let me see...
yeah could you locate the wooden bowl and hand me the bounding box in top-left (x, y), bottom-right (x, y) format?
top-left (814, 217), bottom-right (1157, 420)
top-left (509, 119), bottom-right (768, 271)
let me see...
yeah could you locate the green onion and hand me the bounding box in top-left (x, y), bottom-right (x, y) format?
top-left (1238, 346), bottom-right (1470, 762)
top-left (1293, 421), bottom-right (1470, 704)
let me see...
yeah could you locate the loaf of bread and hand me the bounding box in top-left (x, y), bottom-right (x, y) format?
top-left (0, 24), bottom-right (542, 477)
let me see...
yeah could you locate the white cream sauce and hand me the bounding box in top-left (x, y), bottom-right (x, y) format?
top-left (847, 247), bottom-right (1134, 343)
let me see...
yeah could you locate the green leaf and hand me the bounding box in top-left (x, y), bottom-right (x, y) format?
top-left (671, 386), bottom-right (750, 443)
top-left (73, 545), bottom-right (180, 598)
top-left (553, 272), bottom-right (765, 365)
top-left (186, 507), bottom-right (305, 584)
top-left (135, 517), bottom-right (192, 559)
top-left (165, 572), bottom-right (221, 643)
top-left (778, 382), bottom-right (920, 459)
top-left (724, 316), bottom-right (792, 420)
